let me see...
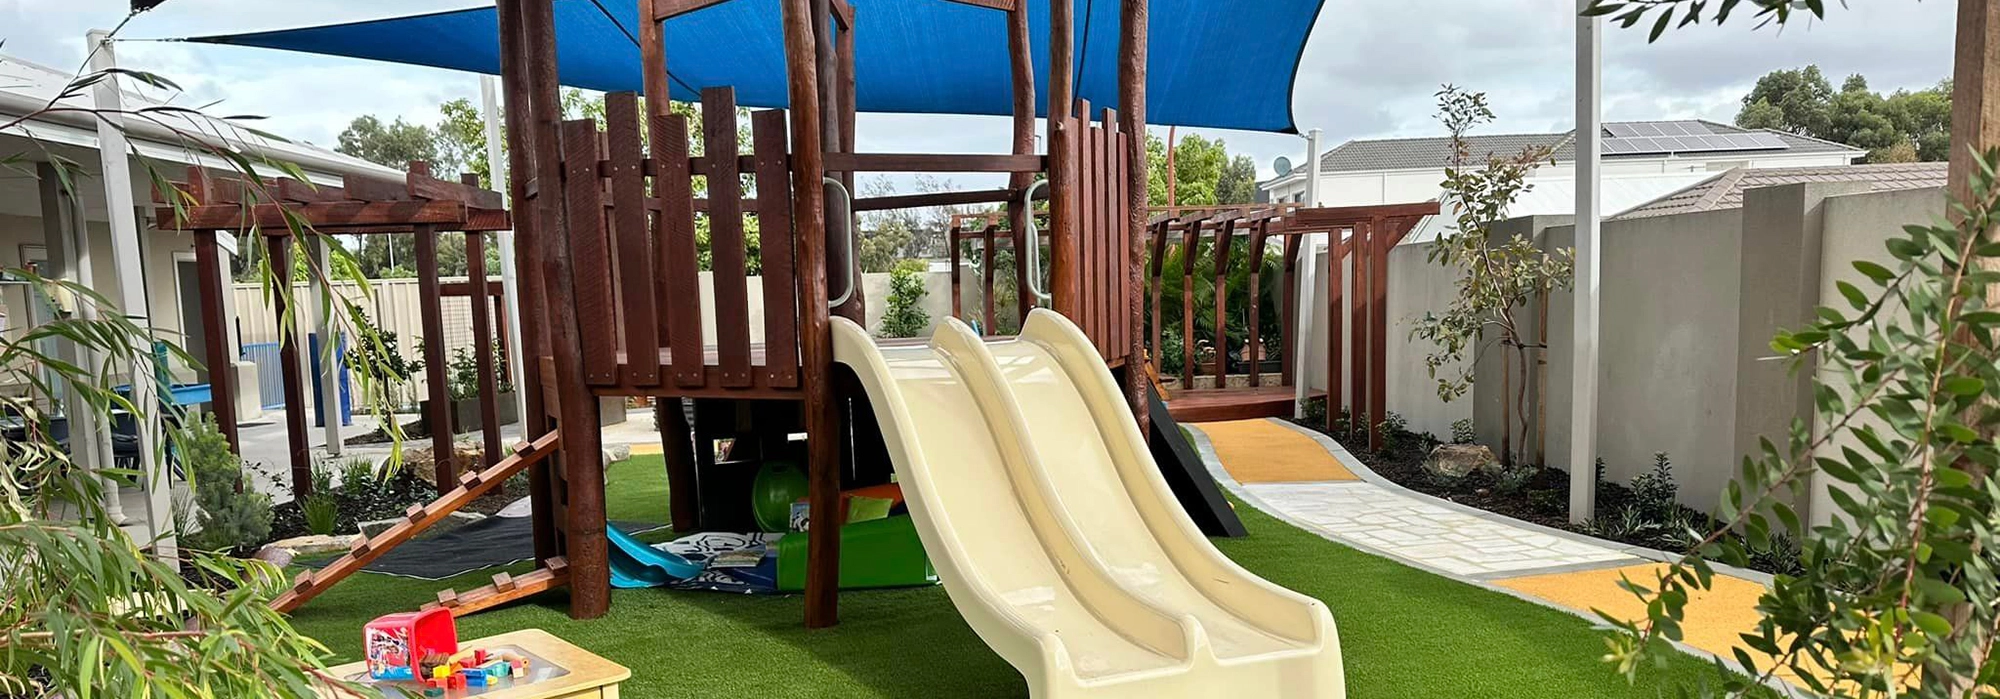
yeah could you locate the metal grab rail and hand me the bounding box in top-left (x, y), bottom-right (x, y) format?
top-left (824, 176), bottom-right (856, 308)
top-left (1020, 179), bottom-right (1051, 305)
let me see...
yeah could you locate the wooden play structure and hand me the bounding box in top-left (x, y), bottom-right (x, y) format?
top-left (180, 0), bottom-right (1433, 633)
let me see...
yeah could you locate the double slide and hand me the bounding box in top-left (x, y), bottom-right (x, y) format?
top-left (833, 310), bottom-right (1343, 698)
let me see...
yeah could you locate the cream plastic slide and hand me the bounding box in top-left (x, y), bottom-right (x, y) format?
top-left (832, 309), bottom-right (1343, 698)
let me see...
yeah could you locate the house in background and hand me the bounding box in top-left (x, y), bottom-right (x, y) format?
top-left (0, 46), bottom-right (404, 550)
top-left (1261, 120), bottom-right (1866, 232)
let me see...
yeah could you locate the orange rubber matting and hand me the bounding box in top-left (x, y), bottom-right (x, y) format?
top-left (1195, 419), bottom-right (1358, 483)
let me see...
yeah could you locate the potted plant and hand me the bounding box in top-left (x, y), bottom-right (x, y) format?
top-left (420, 340), bottom-right (517, 434)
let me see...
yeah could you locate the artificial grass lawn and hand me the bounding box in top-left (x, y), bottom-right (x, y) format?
top-left (289, 455), bottom-right (1744, 697)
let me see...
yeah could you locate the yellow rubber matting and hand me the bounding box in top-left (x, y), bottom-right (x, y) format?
top-left (1495, 563), bottom-right (1796, 682)
top-left (1195, 419), bottom-right (1358, 483)
top-left (629, 443), bottom-right (663, 455)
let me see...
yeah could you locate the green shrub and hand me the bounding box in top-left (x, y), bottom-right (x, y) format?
top-left (1375, 411), bottom-right (1409, 453)
top-left (302, 494), bottom-right (339, 536)
top-left (1629, 452), bottom-right (1678, 520)
top-left (178, 417), bottom-right (273, 554)
top-left (1450, 418), bottom-right (1475, 445)
top-left (339, 457), bottom-right (378, 497)
top-left (1298, 396), bottom-right (1327, 426)
top-left (1493, 466), bottom-right (1537, 496)
top-left (878, 259), bottom-right (931, 338)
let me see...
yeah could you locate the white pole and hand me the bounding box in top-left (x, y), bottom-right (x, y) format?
top-left (1568, 2), bottom-right (1602, 525)
top-left (315, 238), bottom-right (342, 456)
top-left (86, 29), bottom-right (173, 558)
top-left (1303, 128), bottom-right (1323, 207)
top-left (1294, 128), bottom-right (1325, 417)
top-left (482, 76), bottom-right (529, 427)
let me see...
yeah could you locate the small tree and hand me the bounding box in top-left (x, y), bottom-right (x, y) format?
top-left (1410, 86), bottom-right (1573, 466)
top-left (878, 259), bottom-right (932, 338)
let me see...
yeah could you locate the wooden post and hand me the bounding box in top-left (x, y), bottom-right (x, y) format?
top-left (1368, 216), bottom-right (1389, 453)
top-left (415, 228), bottom-right (456, 493)
top-left (1120, 0), bottom-right (1150, 429)
top-left (526, 0), bottom-right (611, 620)
top-left (783, 0), bottom-right (841, 629)
top-left (268, 235), bottom-right (312, 499)
top-left (497, 0), bottom-right (558, 565)
top-left (466, 232), bottom-right (503, 466)
top-left (1350, 223), bottom-right (1370, 445)
top-left (1047, 0), bottom-right (1079, 319)
top-left (636, 0), bottom-right (700, 535)
top-left (817, 0), bottom-right (862, 323)
top-left (1280, 233), bottom-right (1301, 388)
top-left (1211, 218), bottom-right (1235, 385)
top-left (1008, 4), bottom-right (1037, 324)
top-left (192, 231), bottom-right (239, 453)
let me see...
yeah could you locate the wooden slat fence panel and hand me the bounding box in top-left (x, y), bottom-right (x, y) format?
top-left (562, 120), bottom-right (618, 384)
top-left (702, 87), bottom-right (754, 388)
top-left (605, 93), bottom-right (658, 386)
top-left (753, 109), bottom-right (801, 388)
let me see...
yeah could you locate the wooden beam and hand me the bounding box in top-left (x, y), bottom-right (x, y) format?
top-left (782, 0), bottom-right (842, 630)
top-left (1951, 0), bottom-right (2000, 206)
top-left (424, 559), bottom-right (570, 617)
top-left (440, 280), bottom-right (508, 297)
top-left (941, 0), bottom-right (1014, 9)
top-left (153, 201), bottom-right (494, 230)
top-left (652, 0), bottom-right (731, 20)
top-left (822, 152), bottom-right (1045, 173)
top-left (1291, 202), bottom-right (1440, 229)
top-left (415, 227), bottom-right (456, 495)
top-left (192, 232), bottom-right (239, 454)
top-left (852, 188), bottom-right (1022, 212)
top-left (495, 0), bottom-right (559, 568)
top-left (1008, 3), bottom-right (1037, 322)
top-left (408, 170), bottom-right (504, 208)
top-left (1121, 0), bottom-right (1149, 430)
top-left (467, 232), bottom-right (504, 468)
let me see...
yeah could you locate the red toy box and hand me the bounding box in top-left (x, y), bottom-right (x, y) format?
top-left (365, 608), bottom-right (457, 681)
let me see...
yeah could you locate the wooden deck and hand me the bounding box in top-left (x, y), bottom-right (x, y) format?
top-left (1162, 385), bottom-right (1300, 423)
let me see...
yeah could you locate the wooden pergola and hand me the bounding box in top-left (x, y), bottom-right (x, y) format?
top-left (154, 164), bottom-right (514, 499)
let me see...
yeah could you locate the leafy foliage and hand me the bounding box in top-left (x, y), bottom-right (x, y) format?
top-left (878, 260), bottom-right (932, 338)
top-left (1146, 133), bottom-right (1257, 207)
top-left (1410, 86), bottom-right (1573, 464)
top-left (1606, 152), bottom-right (2000, 696)
top-left (1735, 66), bottom-right (1952, 163)
top-left (0, 19), bottom-right (402, 696)
top-left (1152, 237), bottom-right (1285, 377)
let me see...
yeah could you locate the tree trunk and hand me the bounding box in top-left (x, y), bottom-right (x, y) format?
top-left (1500, 341), bottom-right (1513, 467)
top-left (1535, 291), bottom-right (1549, 466)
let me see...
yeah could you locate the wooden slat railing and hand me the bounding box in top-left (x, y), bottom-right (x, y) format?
top-left (556, 87), bottom-right (805, 397)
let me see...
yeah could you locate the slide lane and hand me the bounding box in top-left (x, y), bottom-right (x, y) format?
top-left (832, 311), bottom-right (1344, 698)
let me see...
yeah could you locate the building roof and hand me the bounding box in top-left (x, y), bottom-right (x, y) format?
top-left (0, 52), bottom-right (403, 186)
top-left (1612, 161), bottom-right (1948, 220)
top-left (1312, 119), bottom-right (1861, 175)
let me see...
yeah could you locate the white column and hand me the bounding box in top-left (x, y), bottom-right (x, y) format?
top-left (86, 29), bottom-right (173, 558)
top-left (1568, 3), bottom-right (1602, 525)
top-left (38, 162), bottom-right (125, 525)
top-left (1303, 128), bottom-right (1323, 207)
top-left (482, 75), bottom-right (529, 426)
top-left (1292, 128), bottom-right (1325, 417)
top-left (315, 238), bottom-right (342, 456)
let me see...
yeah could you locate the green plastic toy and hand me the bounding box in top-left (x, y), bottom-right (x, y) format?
top-left (775, 514), bottom-right (935, 591)
top-left (750, 460), bottom-right (809, 533)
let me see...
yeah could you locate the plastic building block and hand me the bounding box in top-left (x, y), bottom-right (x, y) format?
top-left (432, 665), bottom-right (451, 680)
top-left (461, 669), bottom-right (488, 688)
top-left (473, 649), bottom-right (488, 665)
top-left (484, 661), bottom-right (510, 678)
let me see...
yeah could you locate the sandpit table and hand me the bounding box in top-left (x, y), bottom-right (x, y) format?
top-left (318, 628), bottom-right (629, 698)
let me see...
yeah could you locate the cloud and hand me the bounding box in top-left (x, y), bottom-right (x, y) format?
top-left (0, 0), bottom-right (1958, 189)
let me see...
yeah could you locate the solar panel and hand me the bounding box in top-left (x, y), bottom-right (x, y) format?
top-left (1605, 123), bottom-right (1640, 138)
top-left (1600, 130), bottom-right (1789, 156)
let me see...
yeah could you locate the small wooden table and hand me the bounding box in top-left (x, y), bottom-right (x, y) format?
top-left (318, 629), bottom-right (629, 698)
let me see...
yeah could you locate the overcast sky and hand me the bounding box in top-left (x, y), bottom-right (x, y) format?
top-left (0, 0), bottom-right (1960, 188)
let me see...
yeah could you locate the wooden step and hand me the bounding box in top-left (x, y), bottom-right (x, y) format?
top-left (269, 430), bottom-right (563, 614)
top-left (423, 558), bottom-right (571, 618)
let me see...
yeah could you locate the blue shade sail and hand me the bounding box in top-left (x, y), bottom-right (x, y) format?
top-left (181, 0), bottom-right (1321, 133)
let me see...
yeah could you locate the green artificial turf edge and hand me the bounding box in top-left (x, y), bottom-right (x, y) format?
top-left (286, 455), bottom-right (1751, 698)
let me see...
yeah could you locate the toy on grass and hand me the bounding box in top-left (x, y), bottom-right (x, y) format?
top-left (751, 460), bottom-right (809, 532)
top-left (364, 608), bottom-right (457, 681)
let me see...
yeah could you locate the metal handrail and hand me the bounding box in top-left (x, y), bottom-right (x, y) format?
top-left (1021, 179), bottom-right (1051, 304)
top-left (824, 176), bottom-right (856, 308)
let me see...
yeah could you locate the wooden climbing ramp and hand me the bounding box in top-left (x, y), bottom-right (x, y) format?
top-left (269, 430), bottom-right (562, 614)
